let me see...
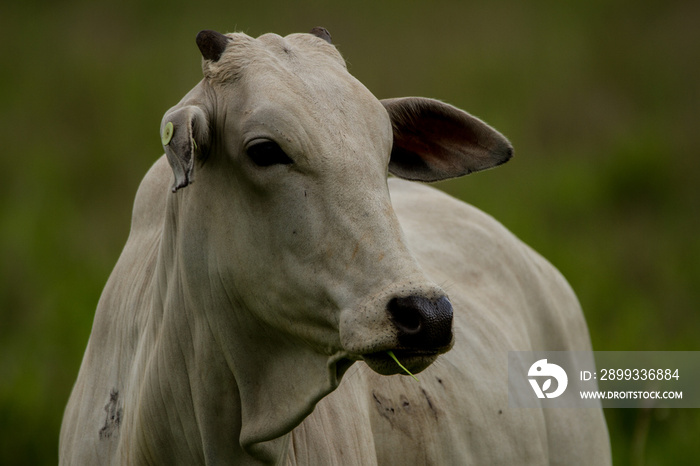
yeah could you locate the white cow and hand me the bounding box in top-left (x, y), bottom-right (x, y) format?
top-left (60, 28), bottom-right (611, 465)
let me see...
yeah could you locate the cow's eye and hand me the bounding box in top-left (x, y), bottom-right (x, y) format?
top-left (246, 140), bottom-right (293, 167)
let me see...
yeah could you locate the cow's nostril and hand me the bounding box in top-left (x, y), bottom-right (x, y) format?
top-left (387, 295), bottom-right (453, 349)
top-left (387, 297), bottom-right (423, 335)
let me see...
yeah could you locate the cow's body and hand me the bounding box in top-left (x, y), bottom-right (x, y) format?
top-left (60, 29), bottom-right (610, 465)
top-left (298, 177), bottom-right (610, 465)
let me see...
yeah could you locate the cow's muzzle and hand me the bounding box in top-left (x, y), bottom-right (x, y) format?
top-left (339, 281), bottom-right (454, 376)
top-left (360, 294), bottom-right (454, 376)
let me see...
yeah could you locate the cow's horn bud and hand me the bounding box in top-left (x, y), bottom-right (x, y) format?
top-left (310, 27), bottom-right (332, 44)
top-left (196, 30), bottom-right (231, 62)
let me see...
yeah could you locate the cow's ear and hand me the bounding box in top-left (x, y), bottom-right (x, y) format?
top-left (381, 97), bottom-right (513, 182)
top-left (161, 105), bottom-right (210, 192)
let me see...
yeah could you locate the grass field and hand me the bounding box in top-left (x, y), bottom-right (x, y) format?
top-left (1, 1), bottom-right (698, 464)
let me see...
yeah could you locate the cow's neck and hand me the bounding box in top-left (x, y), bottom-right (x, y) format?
top-left (127, 192), bottom-right (352, 463)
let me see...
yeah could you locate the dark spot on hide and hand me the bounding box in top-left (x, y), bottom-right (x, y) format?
top-left (372, 388), bottom-right (444, 439)
top-left (372, 391), bottom-right (413, 439)
top-left (421, 388), bottom-right (439, 421)
top-left (499, 409), bottom-right (503, 415)
top-left (99, 389), bottom-right (122, 440)
top-left (401, 396), bottom-right (412, 413)
top-left (373, 391), bottom-right (395, 416)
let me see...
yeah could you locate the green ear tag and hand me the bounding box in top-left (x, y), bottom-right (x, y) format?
top-left (161, 122), bottom-right (174, 146)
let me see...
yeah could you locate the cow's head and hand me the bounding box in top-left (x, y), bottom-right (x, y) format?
top-left (158, 28), bottom-right (511, 453)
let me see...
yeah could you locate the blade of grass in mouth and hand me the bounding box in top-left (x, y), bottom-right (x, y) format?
top-left (386, 350), bottom-right (419, 382)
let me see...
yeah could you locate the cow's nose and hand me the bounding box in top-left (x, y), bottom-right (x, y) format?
top-left (387, 295), bottom-right (453, 350)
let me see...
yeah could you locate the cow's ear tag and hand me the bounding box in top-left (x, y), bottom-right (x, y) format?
top-left (161, 121), bottom-right (174, 146)
top-left (161, 104), bottom-right (209, 192)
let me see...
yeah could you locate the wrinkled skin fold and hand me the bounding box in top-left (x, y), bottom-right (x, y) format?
top-left (60, 28), bottom-right (611, 465)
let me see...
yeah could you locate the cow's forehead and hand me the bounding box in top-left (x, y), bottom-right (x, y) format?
top-left (202, 31), bottom-right (391, 155)
top-left (202, 31), bottom-right (348, 84)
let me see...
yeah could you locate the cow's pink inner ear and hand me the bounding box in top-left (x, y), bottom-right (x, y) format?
top-left (382, 97), bottom-right (513, 182)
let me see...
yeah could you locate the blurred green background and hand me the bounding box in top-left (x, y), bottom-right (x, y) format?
top-left (1, 0), bottom-right (698, 464)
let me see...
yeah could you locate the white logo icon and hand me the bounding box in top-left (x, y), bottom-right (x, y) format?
top-left (528, 359), bottom-right (568, 399)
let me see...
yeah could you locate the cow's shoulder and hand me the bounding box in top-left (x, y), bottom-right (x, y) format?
top-left (388, 177), bottom-right (526, 273)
